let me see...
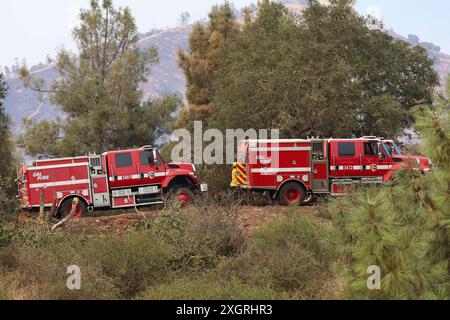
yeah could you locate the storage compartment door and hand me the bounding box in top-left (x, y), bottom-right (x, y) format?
top-left (311, 141), bottom-right (329, 193)
top-left (92, 175), bottom-right (110, 207)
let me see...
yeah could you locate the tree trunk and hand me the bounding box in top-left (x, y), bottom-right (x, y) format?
top-left (51, 198), bottom-right (79, 231)
top-left (49, 195), bottom-right (58, 218)
top-left (38, 189), bottom-right (45, 223)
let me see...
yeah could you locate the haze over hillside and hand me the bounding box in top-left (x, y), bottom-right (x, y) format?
top-left (3, 25), bottom-right (191, 135)
top-left (3, 0), bottom-right (449, 135)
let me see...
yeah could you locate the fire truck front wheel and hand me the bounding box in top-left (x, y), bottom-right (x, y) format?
top-left (279, 182), bottom-right (306, 206)
top-left (58, 197), bottom-right (87, 220)
top-left (167, 187), bottom-right (195, 207)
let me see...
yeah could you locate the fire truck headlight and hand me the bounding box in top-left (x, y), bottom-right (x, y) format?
top-left (191, 164), bottom-right (196, 173)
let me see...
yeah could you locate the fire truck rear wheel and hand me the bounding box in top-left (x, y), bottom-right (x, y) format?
top-left (58, 197), bottom-right (87, 220)
top-left (279, 182), bottom-right (305, 206)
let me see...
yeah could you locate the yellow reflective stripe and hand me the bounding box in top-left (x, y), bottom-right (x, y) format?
top-left (236, 168), bottom-right (247, 179)
top-left (236, 163), bottom-right (246, 172)
top-left (237, 171), bottom-right (247, 179)
top-left (236, 175), bottom-right (246, 185)
top-left (235, 163), bottom-right (247, 185)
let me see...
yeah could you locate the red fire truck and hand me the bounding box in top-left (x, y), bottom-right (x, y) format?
top-left (232, 137), bottom-right (432, 205)
top-left (16, 146), bottom-right (208, 219)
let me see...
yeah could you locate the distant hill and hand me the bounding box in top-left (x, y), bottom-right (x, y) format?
top-left (3, 2), bottom-right (449, 136)
top-left (4, 25), bottom-right (191, 135)
top-left (136, 26), bottom-right (191, 101)
top-left (4, 66), bottom-right (61, 135)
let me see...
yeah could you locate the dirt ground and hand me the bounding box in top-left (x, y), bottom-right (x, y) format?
top-left (44, 204), bottom-right (328, 235)
top-left (236, 205), bottom-right (328, 233)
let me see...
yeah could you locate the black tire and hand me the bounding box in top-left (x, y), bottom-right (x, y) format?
top-left (279, 182), bottom-right (305, 206)
top-left (58, 197), bottom-right (87, 220)
top-left (167, 186), bottom-right (195, 207)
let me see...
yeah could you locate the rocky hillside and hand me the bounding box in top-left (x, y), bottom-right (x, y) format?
top-left (136, 26), bottom-right (191, 101)
top-left (3, 3), bottom-right (449, 136)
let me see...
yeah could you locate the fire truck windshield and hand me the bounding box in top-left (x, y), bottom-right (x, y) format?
top-left (393, 144), bottom-right (401, 156)
top-left (382, 142), bottom-right (402, 157)
top-left (382, 144), bottom-right (392, 157)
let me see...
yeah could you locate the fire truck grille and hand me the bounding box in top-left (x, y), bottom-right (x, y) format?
top-left (312, 142), bottom-right (324, 153)
top-left (90, 157), bottom-right (101, 168)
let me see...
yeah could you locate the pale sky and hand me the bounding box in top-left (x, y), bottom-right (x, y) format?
top-left (1, 0), bottom-right (449, 68)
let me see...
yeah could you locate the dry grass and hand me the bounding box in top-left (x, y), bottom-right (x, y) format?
top-left (0, 199), bottom-right (344, 300)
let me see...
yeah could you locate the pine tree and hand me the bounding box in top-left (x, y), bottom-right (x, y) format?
top-left (331, 79), bottom-right (450, 299)
top-left (177, 1), bottom-right (239, 130)
top-left (415, 78), bottom-right (450, 283)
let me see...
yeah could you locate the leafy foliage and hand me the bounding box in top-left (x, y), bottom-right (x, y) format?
top-left (212, 0), bottom-right (438, 138)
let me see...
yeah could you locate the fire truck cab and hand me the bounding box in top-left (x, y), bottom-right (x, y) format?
top-left (233, 137), bottom-right (431, 205)
top-left (17, 146), bottom-right (207, 219)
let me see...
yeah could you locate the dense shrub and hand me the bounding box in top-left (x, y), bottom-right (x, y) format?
top-left (150, 203), bottom-right (246, 275)
top-left (214, 213), bottom-right (340, 300)
top-left (140, 274), bottom-right (287, 300)
top-left (0, 200), bottom-right (341, 300)
top-left (0, 225), bottom-right (174, 299)
top-left (0, 226), bottom-right (117, 300)
top-left (84, 230), bottom-right (172, 298)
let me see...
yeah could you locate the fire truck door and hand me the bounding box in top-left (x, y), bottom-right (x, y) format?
top-left (330, 141), bottom-right (362, 177)
top-left (110, 151), bottom-right (139, 183)
top-left (136, 149), bottom-right (166, 188)
top-left (311, 141), bottom-right (329, 192)
top-left (361, 141), bottom-right (393, 179)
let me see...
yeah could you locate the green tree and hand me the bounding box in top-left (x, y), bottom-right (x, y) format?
top-left (19, 0), bottom-right (179, 157)
top-left (331, 79), bottom-right (450, 300)
top-left (0, 73), bottom-right (14, 177)
top-left (0, 73), bottom-right (17, 215)
top-left (177, 1), bottom-right (239, 129)
top-left (212, 0), bottom-right (438, 138)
